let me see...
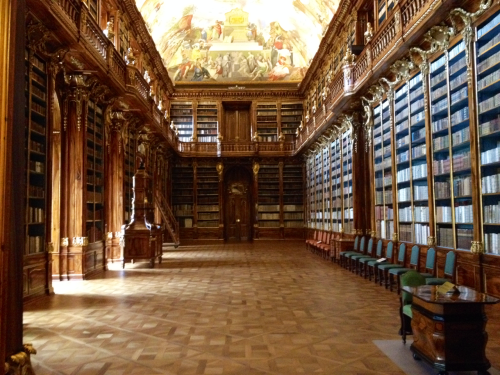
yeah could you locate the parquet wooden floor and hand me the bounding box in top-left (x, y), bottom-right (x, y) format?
top-left (24, 240), bottom-right (500, 375)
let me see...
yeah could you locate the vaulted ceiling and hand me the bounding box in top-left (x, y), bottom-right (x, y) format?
top-left (135, 0), bottom-right (340, 85)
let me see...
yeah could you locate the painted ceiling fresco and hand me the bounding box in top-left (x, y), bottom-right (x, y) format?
top-left (135, 0), bottom-right (340, 83)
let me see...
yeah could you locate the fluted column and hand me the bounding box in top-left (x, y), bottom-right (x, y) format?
top-left (105, 111), bottom-right (126, 262)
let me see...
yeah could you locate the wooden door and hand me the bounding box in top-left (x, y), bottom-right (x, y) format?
top-left (225, 167), bottom-right (252, 241)
top-left (222, 102), bottom-right (251, 142)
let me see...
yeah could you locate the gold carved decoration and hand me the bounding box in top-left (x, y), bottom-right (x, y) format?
top-left (61, 237), bottom-right (69, 247)
top-left (252, 162), bottom-right (260, 176)
top-left (216, 162), bottom-right (224, 181)
top-left (427, 236), bottom-right (436, 247)
top-left (471, 241), bottom-right (485, 254)
top-left (392, 233), bottom-right (399, 242)
top-left (5, 344), bottom-right (37, 375)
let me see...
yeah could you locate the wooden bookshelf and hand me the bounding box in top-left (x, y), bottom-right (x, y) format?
top-left (25, 50), bottom-right (48, 255)
top-left (86, 100), bottom-right (105, 244)
top-left (314, 152), bottom-right (322, 229)
top-left (256, 103), bottom-right (278, 142)
top-left (196, 102), bottom-right (218, 143)
top-left (281, 103), bottom-right (303, 141)
top-left (282, 164), bottom-right (304, 230)
top-left (330, 137), bottom-right (342, 232)
top-left (373, 101), bottom-right (393, 239)
top-left (172, 163), bottom-right (194, 231)
top-left (196, 165), bottom-right (220, 228)
top-left (123, 129), bottom-right (137, 224)
top-left (258, 165), bottom-right (280, 228)
top-left (171, 101), bottom-right (193, 142)
top-left (477, 11), bottom-right (500, 255)
top-left (342, 129), bottom-right (354, 234)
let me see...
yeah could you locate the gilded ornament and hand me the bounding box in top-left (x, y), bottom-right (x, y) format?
top-left (392, 233), bottom-right (399, 242)
top-left (61, 237), bottom-right (69, 247)
top-left (427, 236), bottom-right (436, 247)
top-left (471, 241), bottom-right (485, 254)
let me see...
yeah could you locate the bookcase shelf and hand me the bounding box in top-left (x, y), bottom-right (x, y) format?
top-left (256, 104), bottom-right (278, 142)
top-left (342, 129), bottom-right (354, 234)
top-left (86, 100), bottom-right (105, 244)
top-left (282, 165), bottom-right (304, 228)
top-left (196, 102), bottom-right (218, 143)
top-left (25, 50), bottom-right (48, 254)
top-left (196, 166), bottom-right (219, 227)
top-left (123, 129), bottom-right (136, 223)
top-left (373, 100), bottom-right (393, 239)
top-left (172, 164), bottom-right (194, 228)
top-left (330, 137), bottom-right (342, 232)
top-left (258, 165), bottom-right (280, 227)
top-left (478, 10), bottom-right (500, 255)
top-left (281, 103), bottom-right (303, 141)
top-left (171, 101), bottom-right (193, 142)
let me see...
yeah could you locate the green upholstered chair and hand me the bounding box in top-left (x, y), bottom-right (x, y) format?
top-left (419, 247), bottom-right (436, 278)
top-left (351, 237), bottom-right (374, 275)
top-left (388, 245), bottom-right (420, 293)
top-left (378, 242), bottom-right (407, 289)
top-left (400, 270), bottom-right (426, 344)
top-left (426, 251), bottom-right (456, 285)
top-left (360, 239), bottom-right (383, 280)
top-left (369, 240), bottom-right (394, 284)
top-left (344, 236), bottom-right (366, 271)
top-left (339, 235), bottom-right (360, 269)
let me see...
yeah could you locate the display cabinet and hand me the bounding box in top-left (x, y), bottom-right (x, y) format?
top-left (123, 129), bottom-right (137, 223)
top-left (170, 101), bottom-right (193, 142)
top-left (307, 156), bottom-right (316, 227)
top-left (86, 100), bottom-right (105, 244)
top-left (314, 151), bottom-right (323, 229)
top-left (477, 10), bottom-right (500, 255)
top-left (322, 147), bottom-right (330, 229)
top-left (196, 102), bottom-right (218, 142)
top-left (256, 103), bottom-right (278, 142)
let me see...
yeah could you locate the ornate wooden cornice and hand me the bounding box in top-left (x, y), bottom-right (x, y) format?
top-left (298, 0), bottom-right (354, 95)
top-left (171, 89), bottom-right (302, 100)
top-left (120, 0), bottom-right (174, 95)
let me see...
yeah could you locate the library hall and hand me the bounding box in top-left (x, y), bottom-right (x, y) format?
top-left (3, 0), bottom-right (500, 374)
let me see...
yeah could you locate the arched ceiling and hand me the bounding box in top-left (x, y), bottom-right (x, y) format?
top-left (135, 0), bottom-right (340, 85)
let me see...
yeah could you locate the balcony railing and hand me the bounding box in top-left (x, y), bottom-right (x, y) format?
top-left (80, 8), bottom-right (108, 61)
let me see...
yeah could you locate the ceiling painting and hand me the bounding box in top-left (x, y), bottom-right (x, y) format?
top-left (135, 0), bottom-right (340, 84)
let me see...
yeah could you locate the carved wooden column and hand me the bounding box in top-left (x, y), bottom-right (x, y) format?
top-left (59, 74), bottom-right (90, 280)
top-left (193, 161), bottom-right (198, 239)
top-left (105, 111), bottom-right (125, 263)
top-left (252, 161), bottom-right (259, 239)
top-left (387, 88), bottom-right (399, 243)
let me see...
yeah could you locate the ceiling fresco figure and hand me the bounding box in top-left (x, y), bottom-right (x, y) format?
top-left (136, 0), bottom-right (340, 83)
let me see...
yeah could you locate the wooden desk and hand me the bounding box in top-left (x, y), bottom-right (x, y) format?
top-left (402, 285), bottom-right (499, 375)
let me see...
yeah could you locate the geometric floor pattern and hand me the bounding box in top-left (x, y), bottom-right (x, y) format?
top-left (24, 240), bottom-right (500, 375)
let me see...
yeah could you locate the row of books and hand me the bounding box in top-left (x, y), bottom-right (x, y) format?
top-left (432, 97), bottom-right (448, 114)
top-left (397, 168), bottom-right (410, 183)
top-left (450, 55), bottom-right (466, 75)
top-left (431, 84), bottom-right (447, 101)
top-left (30, 120), bottom-right (45, 135)
top-left (412, 144), bottom-right (426, 158)
top-left (478, 30), bottom-right (500, 56)
top-left (482, 171), bottom-right (500, 194)
top-left (436, 206), bottom-right (452, 222)
top-left (455, 203), bottom-right (473, 223)
top-left (395, 98), bottom-right (408, 112)
top-left (454, 175), bottom-right (472, 196)
top-left (31, 72), bottom-right (45, 86)
top-left (450, 71), bottom-right (467, 91)
top-left (411, 111), bottom-right (425, 126)
top-left (452, 127), bottom-right (470, 146)
top-left (198, 213), bottom-right (220, 220)
top-left (399, 206), bottom-right (413, 222)
top-left (456, 228), bottom-right (473, 249)
top-left (480, 143), bottom-right (500, 164)
top-left (284, 212), bottom-right (304, 220)
top-left (87, 174), bottom-right (103, 185)
top-left (396, 150), bottom-right (409, 163)
top-left (395, 120), bottom-right (409, 134)
top-left (30, 83), bottom-right (46, 101)
top-left (87, 191), bottom-right (103, 204)
top-left (430, 55), bottom-right (446, 73)
top-left (29, 160), bottom-right (44, 173)
top-left (478, 13), bottom-right (500, 38)
top-left (479, 92), bottom-right (500, 114)
top-left (451, 106), bottom-right (469, 126)
top-left (413, 163), bottom-right (428, 179)
top-left (197, 136), bottom-right (217, 142)
top-left (414, 223), bottom-right (430, 244)
top-left (30, 101), bottom-right (46, 116)
top-left (198, 221), bottom-right (219, 227)
top-left (479, 115), bottom-right (500, 136)
top-left (28, 185), bottom-right (44, 198)
top-left (86, 209), bottom-right (103, 221)
top-left (438, 227), bottom-right (454, 248)
top-left (26, 235), bottom-right (44, 254)
top-left (29, 140), bottom-right (44, 153)
top-left (433, 117), bottom-right (449, 133)
top-left (450, 87), bottom-right (468, 105)
top-left (400, 224), bottom-right (413, 242)
top-left (414, 206), bottom-right (430, 222)
top-left (453, 150), bottom-right (471, 172)
top-left (28, 206), bottom-right (44, 223)
top-left (284, 221), bottom-right (304, 228)
top-left (395, 108), bottom-right (409, 122)
top-left (484, 232), bottom-right (500, 254)
top-left (171, 109), bottom-right (193, 115)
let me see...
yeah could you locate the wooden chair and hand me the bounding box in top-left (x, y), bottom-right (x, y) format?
top-left (400, 270), bottom-right (426, 344)
top-left (344, 236), bottom-right (366, 271)
top-left (359, 239), bottom-right (383, 279)
top-left (351, 237), bottom-right (374, 275)
top-left (388, 245), bottom-right (420, 293)
top-left (339, 235), bottom-right (359, 268)
top-left (419, 247), bottom-right (436, 279)
top-left (368, 240), bottom-right (394, 284)
top-left (378, 242), bottom-right (407, 289)
top-left (306, 230), bottom-right (318, 252)
top-left (425, 251), bottom-right (457, 285)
